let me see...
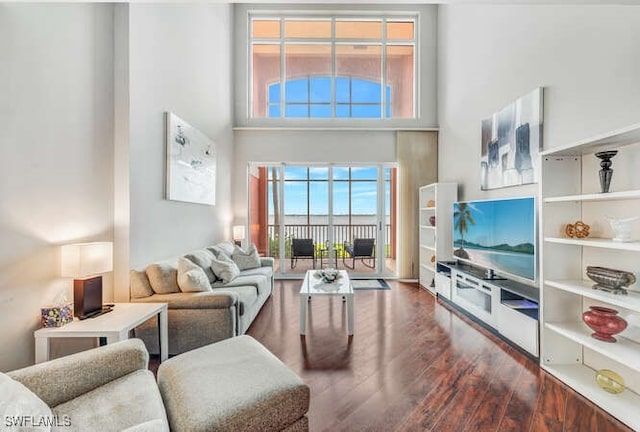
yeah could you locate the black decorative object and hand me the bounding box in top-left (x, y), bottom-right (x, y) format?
top-left (595, 150), bottom-right (618, 193)
top-left (586, 266), bottom-right (635, 295)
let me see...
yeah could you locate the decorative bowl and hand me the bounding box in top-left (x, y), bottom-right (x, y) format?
top-left (586, 266), bottom-right (635, 294)
top-left (314, 268), bottom-right (340, 283)
top-left (595, 369), bottom-right (625, 394)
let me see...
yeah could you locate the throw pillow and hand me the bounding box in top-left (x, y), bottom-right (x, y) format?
top-left (184, 249), bottom-right (217, 283)
top-left (210, 254), bottom-right (240, 284)
top-left (207, 241), bottom-right (234, 259)
top-left (130, 270), bottom-right (154, 298)
top-left (232, 243), bottom-right (261, 271)
top-left (177, 258), bottom-right (212, 293)
top-left (145, 263), bottom-right (180, 294)
top-left (0, 372), bottom-right (53, 432)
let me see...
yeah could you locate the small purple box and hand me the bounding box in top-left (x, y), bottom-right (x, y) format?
top-left (41, 304), bottom-right (74, 327)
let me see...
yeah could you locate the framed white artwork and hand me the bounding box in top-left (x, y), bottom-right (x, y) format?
top-left (480, 87), bottom-right (544, 190)
top-left (165, 112), bottom-right (216, 205)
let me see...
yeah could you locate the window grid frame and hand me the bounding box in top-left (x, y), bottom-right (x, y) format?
top-left (250, 13), bottom-right (417, 120)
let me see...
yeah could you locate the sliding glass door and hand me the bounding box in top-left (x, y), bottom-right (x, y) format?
top-left (249, 164), bottom-right (396, 278)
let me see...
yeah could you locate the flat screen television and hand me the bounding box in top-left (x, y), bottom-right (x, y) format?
top-left (452, 196), bottom-right (536, 282)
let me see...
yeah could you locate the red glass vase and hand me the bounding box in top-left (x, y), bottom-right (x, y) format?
top-left (429, 216), bottom-right (436, 226)
top-left (582, 306), bottom-right (627, 343)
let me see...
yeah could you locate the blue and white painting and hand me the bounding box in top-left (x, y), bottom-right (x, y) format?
top-left (480, 88), bottom-right (543, 190)
top-left (166, 112), bottom-right (216, 206)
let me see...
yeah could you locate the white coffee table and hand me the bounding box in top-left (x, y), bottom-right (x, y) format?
top-left (299, 270), bottom-right (353, 336)
top-left (34, 302), bottom-right (168, 363)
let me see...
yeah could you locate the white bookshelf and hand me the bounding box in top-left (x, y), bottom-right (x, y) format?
top-left (540, 123), bottom-right (640, 431)
top-left (418, 183), bottom-right (457, 293)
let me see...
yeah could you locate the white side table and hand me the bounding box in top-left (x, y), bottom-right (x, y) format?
top-left (34, 303), bottom-right (168, 363)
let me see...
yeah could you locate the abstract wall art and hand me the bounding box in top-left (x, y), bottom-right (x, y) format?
top-left (166, 112), bottom-right (216, 205)
top-left (480, 88), bottom-right (543, 190)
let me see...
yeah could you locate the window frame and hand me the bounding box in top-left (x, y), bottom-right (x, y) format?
top-left (248, 11), bottom-right (418, 121)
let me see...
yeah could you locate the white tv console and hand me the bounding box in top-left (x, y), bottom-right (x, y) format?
top-left (436, 261), bottom-right (539, 357)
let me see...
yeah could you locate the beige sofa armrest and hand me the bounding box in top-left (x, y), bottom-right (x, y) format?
top-left (260, 257), bottom-right (274, 268)
top-left (132, 291), bottom-right (237, 310)
top-left (8, 339), bottom-right (148, 408)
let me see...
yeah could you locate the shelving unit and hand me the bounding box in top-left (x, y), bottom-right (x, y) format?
top-left (418, 183), bottom-right (457, 294)
top-left (540, 123), bottom-right (640, 430)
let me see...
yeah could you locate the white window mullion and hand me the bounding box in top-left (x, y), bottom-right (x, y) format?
top-left (381, 18), bottom-right (387, 120)
top-left (331, 18), bottom-right (336, 119)
top-left (280, 18), bottom-right (285, 118)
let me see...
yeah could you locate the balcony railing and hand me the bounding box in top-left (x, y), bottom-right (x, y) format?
top-left (267, 224), bottom-right (392, 258)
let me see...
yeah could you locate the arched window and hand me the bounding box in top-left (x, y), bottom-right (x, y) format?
top-left (268, 77), bottom-right (391, 118)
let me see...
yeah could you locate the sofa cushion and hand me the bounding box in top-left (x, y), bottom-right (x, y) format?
top-left (146, 263), bottom-right (180, 295)
top-left (130, 270), bottom-right (155, 299)
top-left (240, 266), bottom-right (273, 281)
top-left (157, 335), bottom-right (309, 432)
top-left (211, 286), bottom-right (258, 316)
top-left (232, 243), bottom-right (261, 271)
top-left (210, 254), bottom-right (240, 284)
top-left (0, 372), bottom-right (52, 431)
top-left (211, 274), bottom-right (268, 296)
top-left (52, 370), bottom-right (169, 432)
top-left (184, 249), bottom-right (217, 283)
top-left (177, 258), bottom-right (212, 293)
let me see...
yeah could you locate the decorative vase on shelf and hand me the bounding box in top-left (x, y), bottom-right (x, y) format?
top-left (582, 306), bottom-right (627, 342)
top-left (429, 216), bottom-right (436, 226)
top-left (607, 216), bottom-right (639, 242)
top-left (595, 150), bottom-right (618, 193)
top-left (586, 266), bottom-right (635, 295)
top-left (595, 369), bottom-right (625, 394)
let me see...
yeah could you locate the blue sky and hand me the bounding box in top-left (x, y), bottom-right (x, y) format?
top-left (454, 198), bottom-right (534, 246)
top-left (268, 166), bottom-right (391, 215)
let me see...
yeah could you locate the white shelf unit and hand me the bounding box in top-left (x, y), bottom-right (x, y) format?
top-left (418, 183), bottom-right (457, 294)
top-left (540, 123), bottom-right (640, 431)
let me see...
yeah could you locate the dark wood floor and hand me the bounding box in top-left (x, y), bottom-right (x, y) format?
top-left (244, 280), bottom-right (632, 432)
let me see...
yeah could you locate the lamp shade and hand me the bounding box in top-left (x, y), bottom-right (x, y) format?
top-left (232, 225), bottom-right (246, 240)
top-left (61, 242), bottom-right (113, 278)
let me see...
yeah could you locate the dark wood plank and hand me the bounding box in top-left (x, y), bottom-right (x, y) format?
top-left (496, 356), bottom-right (542, 432)
top-left (564, 391), bottom-right (598, 432)
top-left (529, 373), bottom-right (567, 432)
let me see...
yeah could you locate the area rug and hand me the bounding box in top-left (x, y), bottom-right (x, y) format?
top-left (351, 279), bottom-right (390, 290)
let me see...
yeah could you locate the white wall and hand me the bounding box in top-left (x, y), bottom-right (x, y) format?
top-left (438, 4), bottom-right (640, 201)
top-left (0, 4), bottom-right (114, 371)
top-left (128, 4), bottom-right (234, 268)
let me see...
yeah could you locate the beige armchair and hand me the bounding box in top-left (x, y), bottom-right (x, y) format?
top-left (7, 339), bottom-right (168, 431)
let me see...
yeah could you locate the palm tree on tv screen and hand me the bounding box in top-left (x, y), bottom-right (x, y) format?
top-left (454, 203), bottom-right (475, 259)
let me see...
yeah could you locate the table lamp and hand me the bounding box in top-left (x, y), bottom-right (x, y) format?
top-left (232, 225), bottom-right (246, 247)
top-left (61, 242), bottom-right (113, 319)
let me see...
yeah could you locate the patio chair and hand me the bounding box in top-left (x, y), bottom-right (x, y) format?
top-left (291, 238), bottom-right (316, 269)
top-left (343, 238), bottom-right (376, 269)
